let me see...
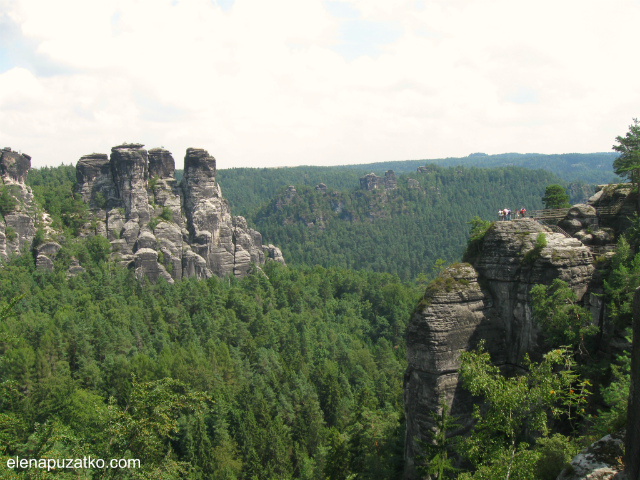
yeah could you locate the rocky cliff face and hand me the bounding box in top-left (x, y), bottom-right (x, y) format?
top-left (403, 219), bottom-right (595, 479)
top-left (0, 148), bottom-right (41, 263)
top-left (75, 144), bottom-right (284, 283)
top-left (359, 170), bottom-right (397, 191)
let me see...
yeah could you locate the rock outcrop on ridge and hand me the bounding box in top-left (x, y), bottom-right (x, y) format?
top-left (359, 170), bottom-right (397, 191)
top-left (75, 144), bottom-right (285, 283)
top-left (403, 219), bottom-right (595, 479)
top-left (0, 148), bottom-right (41, 263)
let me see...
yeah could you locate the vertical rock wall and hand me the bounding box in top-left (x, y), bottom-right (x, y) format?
top-left (0, 148), bottom-right (39, 262)
top-left (403, 219), bottom-right (595, 479)
top-left (74, 144), bottom-right (284, 283)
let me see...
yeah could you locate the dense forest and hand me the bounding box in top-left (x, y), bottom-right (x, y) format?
top-left (251, 165), bottom-right (562, 280)
top-left (0, 156), bottom-right (633, 478)
top-left (0, 248), bottom-right (421, 479)
top-left (214, 152), bottom-right (617, 215)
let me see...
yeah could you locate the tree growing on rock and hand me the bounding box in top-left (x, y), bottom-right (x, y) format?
top-left (541, 184), bottom-right (570, 209)
top-left (457, 343), bottom-right (589, 480)
top-left (613, 118), bottom-right (640, 213)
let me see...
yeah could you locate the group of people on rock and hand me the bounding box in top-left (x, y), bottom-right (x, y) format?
top-left (498, 207), bottom-right (526, 220)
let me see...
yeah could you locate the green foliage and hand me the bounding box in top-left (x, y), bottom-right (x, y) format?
top-left (4, 226), bottom-right (17, 242)
top-left (214, 152), bottom-right (618, 215)
top-left (604, 236), bottom-right (640, 328)
top-left (26, 164), bottom-right (90, 237)
top-left (148, 175), bottom-right (160, 191)
top-left (416, 398), bottom-right (460, 479)
top-left (522, 232), bottom-right (547, 265)
top-left (463, 216), bottom-right (493, 262)
top-left (148, 216), bottom-right (160, 231)
top-left (591, 330), bottom-right (631, 436)
top-left (542, 184), bottom-right (570, 209)
top-left (533, 434), bottom-right (580, 480)
top-left (458, 444), bottom-right (540, 480)
top-left (530, 279), bottom-right (597, 352)
top-left (0, 250), bottom-right (421, 479)
top-left (613, 118), bottom-right (640, 204)
top-left (458, 343), bottom-right (588, 478)
top-left (32, 227), bottom-right (45, 249)
top-left (253, 165), bottom-right (555, 280)
top-left (160, 206), bottom-right (173, 222)
top-left (94, 191), bottom-right (107, 209)
top-left (0, 185), bottom-right (18, 217)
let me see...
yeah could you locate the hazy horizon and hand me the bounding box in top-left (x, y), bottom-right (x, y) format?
top-left (2, 0), bottom-right (639, 170)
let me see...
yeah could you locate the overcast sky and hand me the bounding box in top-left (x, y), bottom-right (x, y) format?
top-left (1, 0), bottom-right (639, 170)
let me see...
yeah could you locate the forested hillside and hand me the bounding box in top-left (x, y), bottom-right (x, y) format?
top-left (252, 165), bottom-right (560, 280)
top-left (6, 157), bottom-right (635, 479)
top-left (0, 250), bottom-right (420, 479)
top-left (214, 152), bottom-right (616, 215)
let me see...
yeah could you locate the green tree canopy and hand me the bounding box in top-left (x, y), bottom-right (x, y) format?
top-left (541, 184), bottom-right (570, 209)
top-left (613, 118), bottom-right (640, 212)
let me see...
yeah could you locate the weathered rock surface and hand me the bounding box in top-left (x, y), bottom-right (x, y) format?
top-left (557, 433), bottom-right (624, 480)
top-left (67, 258), bottom-right (85, 277)
top-left (110, 144), bottom-right (151, 224)
top-left (148, 148), bottom-right (175, 179)
top-left (0, 149), bottom-right (40, 263)
top-left (359, 170), bottom-right (397, 191)
top-left (74, 144), bottom-right (284, 282)
top-left (1, 148), bottom-right (31, 183)
top-left (35, 242), bottom-right (62, 272)
top-left (403, 219), bottom-right (595, 479)
top-left (588, 183), bottom-right (637, 235)
top-left (404, 263), bottom-right (499, 477)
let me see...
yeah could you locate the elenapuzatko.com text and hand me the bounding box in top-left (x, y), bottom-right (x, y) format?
top-left (6, 457), bottom-right (141, 471)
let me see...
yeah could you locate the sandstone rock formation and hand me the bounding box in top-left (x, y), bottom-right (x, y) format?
top-left (0, 148), bottom-right (41, 263)
top-left (359, 170), bottom-right (397, 191)
top-left (558, 433), bottom-right (624, 480)
top-left (588, 183), bottom-right (637, 235)
top-left (75, 144), bottom-right (284, 283)
top-left (403, 219), bottom-right (595, 479)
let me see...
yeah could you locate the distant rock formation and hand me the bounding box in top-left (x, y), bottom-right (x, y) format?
top-left (359, 170), bottom-right (397, 191)
top-left (75, 144), bottom-right (284, 283)
top-left (0, 148), bottom-right (42, 263)
top-left (403, 219), bottom-right (595, 479)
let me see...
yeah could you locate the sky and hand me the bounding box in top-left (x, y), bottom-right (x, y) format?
top-left (1, 0), bottom-right (640, 170)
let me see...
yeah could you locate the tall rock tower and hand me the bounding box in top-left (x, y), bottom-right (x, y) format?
top-left (403, 219), bottom-right (595, 479)
top-left (75, 144), bottom-right (284, 283)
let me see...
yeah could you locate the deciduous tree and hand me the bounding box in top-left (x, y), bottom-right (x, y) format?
top-left (613, 118), bottom-right (640, 212)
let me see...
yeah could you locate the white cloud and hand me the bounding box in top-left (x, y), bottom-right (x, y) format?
top-left (1, 0), bottom-right (640, 169)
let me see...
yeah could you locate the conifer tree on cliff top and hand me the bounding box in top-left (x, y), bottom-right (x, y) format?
top-left (613, 118), bottom-right (640, 213)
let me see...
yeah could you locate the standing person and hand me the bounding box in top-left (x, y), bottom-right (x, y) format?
top-left (520, 207), bottom-right (526, 218)
top-left (505, 208), bottom-right (511, 221)
top-left (499, 209), bottom-right (504, 221)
